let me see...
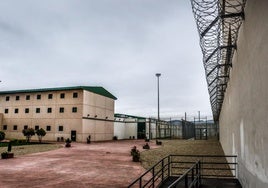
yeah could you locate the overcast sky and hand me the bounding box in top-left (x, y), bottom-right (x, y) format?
top-left (0, 0), bottom-right (212, 120)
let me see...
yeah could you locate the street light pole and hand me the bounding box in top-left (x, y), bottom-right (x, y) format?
top-left (156, 73), bottom-right (161, 138)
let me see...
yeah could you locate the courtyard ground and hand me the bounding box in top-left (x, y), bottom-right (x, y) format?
top-left (0, 140), bottom-right (158, 188)
top-left (0, 139), bottom-right (225, 188)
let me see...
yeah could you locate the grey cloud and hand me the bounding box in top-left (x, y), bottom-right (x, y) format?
top-left (0, 0), bottom-right (212, 119)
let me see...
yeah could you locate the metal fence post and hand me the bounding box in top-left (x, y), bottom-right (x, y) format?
top-left (235, 156), bottom-right (238, 178)
top-left (152, 166), bottom-right (155, 188)
top-left (168, 155), bottom-right (171, 177)
top-left (192, 168), bottom-right (194, 184)
top-left (199, 160), bottom-right (202, 186)
top-left (162, 159), bottom-right (164, 182)
top-left (185, 174), bottom-right (188, 188)
top-left (195, 161), bottom-right (200, 187)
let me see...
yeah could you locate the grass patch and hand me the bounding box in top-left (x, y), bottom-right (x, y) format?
top-left (0, 140), bottom-right (52, 147)
top-left (0, 144), bottom-right (62, 156)
top-left (139, 139), bottom-right (233, 177)
top-left (140, 139), bottom-right (225, 170)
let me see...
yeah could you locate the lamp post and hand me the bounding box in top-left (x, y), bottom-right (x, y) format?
top-left (155, 73), bottom-right (161, 138)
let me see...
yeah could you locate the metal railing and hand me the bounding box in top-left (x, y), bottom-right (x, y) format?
top-left (170, 155), bottom-right (237, 179)
top-left (128, 154), bottom-right (237, 188)
top-left (128, 155), bottom-right (170, 188)
top-left (168, 160), bottom-right (201, 188)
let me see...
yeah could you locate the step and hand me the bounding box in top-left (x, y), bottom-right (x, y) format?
top-left (159, 177), bottom-right (242, 188)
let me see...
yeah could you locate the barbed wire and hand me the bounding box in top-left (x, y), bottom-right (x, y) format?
top-left (190, 0), bottom-right (247, 121)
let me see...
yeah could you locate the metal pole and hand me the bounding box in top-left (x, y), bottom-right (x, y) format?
top-left (156, 73), bottom-right (161, 138)
top-left (170, 117), bottom-right (172, 139)
top-left (206, 116), bottom-right (208, 140)
top-left (194, 117), bottom-right (196, 140)
top-left (149, 118), bottom-right (151, 140)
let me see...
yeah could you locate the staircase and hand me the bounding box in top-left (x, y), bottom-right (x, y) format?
top-left (160, 177), bottom-right (242, 188)
top-left (128, 155), bottom-right (242, 188)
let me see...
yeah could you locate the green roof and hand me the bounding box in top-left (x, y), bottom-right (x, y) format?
top-left (0, 86), bottom-right (117, 100)
top-left (114, 113), bottom-right (146, 120)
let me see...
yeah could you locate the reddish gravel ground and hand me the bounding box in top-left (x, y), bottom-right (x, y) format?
top-left (0, 140), bottom-right (158, 188)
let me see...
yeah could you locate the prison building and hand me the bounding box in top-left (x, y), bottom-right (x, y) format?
top-left (0, 86), bottom-right (117, 142)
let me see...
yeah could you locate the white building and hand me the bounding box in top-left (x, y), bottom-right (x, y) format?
top-left (114, 113), bottom-right (171, 140)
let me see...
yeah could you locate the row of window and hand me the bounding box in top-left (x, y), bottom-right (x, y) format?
top-left (5, 92), bottom-right (78, 101)
top-left (2, 125), bottom-right (64, 132)
top-left (4, 107), bottom-right (78, 114)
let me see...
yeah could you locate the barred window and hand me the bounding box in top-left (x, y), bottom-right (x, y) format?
top-left (46, 126), bottom-right (51, 131)
top-left (37, 94), bottom-right (41, 100)
top-left (72, 107), bottom-right (77, 113)
top-left (58, 126), bottom-right (63, 131)
top-left (47, 108), bottom-right (52, 113)
top-left (73, 92), bottom-right (78, 98)
top-left (60, 93), bottom-right (65, 99)
top-left (59, 107), bottom-right (64, 113)
top-left (26, 95), bottom-right (30, 100)
top-left (25, 108), bottom-right (29, 113)
top-left (36, 108), bottom-right (41, 113)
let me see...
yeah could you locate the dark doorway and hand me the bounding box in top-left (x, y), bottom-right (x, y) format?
top-left (137, 122), bottom-right (146, 139)
top-left (195, 128), bottom-right (208, 140)
top-left (71, 130), bottom-right (76, 142)
top-left (182, 120), bottom-right (195, 139)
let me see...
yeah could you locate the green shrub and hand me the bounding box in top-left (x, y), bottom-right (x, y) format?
top-left (22, 128), bottom-right (35, 142)
top-left (35, 128), bottom-right (46, 143)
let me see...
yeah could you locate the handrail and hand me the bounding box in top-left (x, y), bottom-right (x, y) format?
top-left (128, 155), bottom-right (170, 188)
top-left (169, 154), bottom-right (237, 158)
top-left (167, 160), bottom-right (201, 188)
top-left (128, 154), bottom-right (238, 188)
top-left (169, 154), bottom-right (238, 179)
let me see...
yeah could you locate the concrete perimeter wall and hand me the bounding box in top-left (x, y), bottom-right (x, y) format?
top-left (114, 119), bottom-right (157, 140)
top-left (114, 121), bottom-right (137, 140)
top-left (219, 0), bottom-right (268, 187)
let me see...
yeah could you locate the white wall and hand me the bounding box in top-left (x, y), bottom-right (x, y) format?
top-left (114, 122), bottom-right (126, 139)
top-left (219, 1), bottom-right (268, 187)
top-left (114, 118), bottom-right (159, 140)
top-left (125, 122), bottom-right (137, 139)
top-left (114, 119), bottom-right (137, 139)
top-left (148, 120), bottom-right (157, 139)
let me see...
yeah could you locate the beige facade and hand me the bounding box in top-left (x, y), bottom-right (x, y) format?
top-left (0, 86), bottom-right (116, 142)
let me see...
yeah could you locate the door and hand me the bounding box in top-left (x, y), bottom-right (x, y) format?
top-left (71, 130), bottom-right (76, 142)
top-left (137, 122), bottom-right (146, 139)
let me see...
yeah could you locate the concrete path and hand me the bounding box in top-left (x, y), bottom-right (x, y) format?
top-left (0, 140), bottom-right (156, 188)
